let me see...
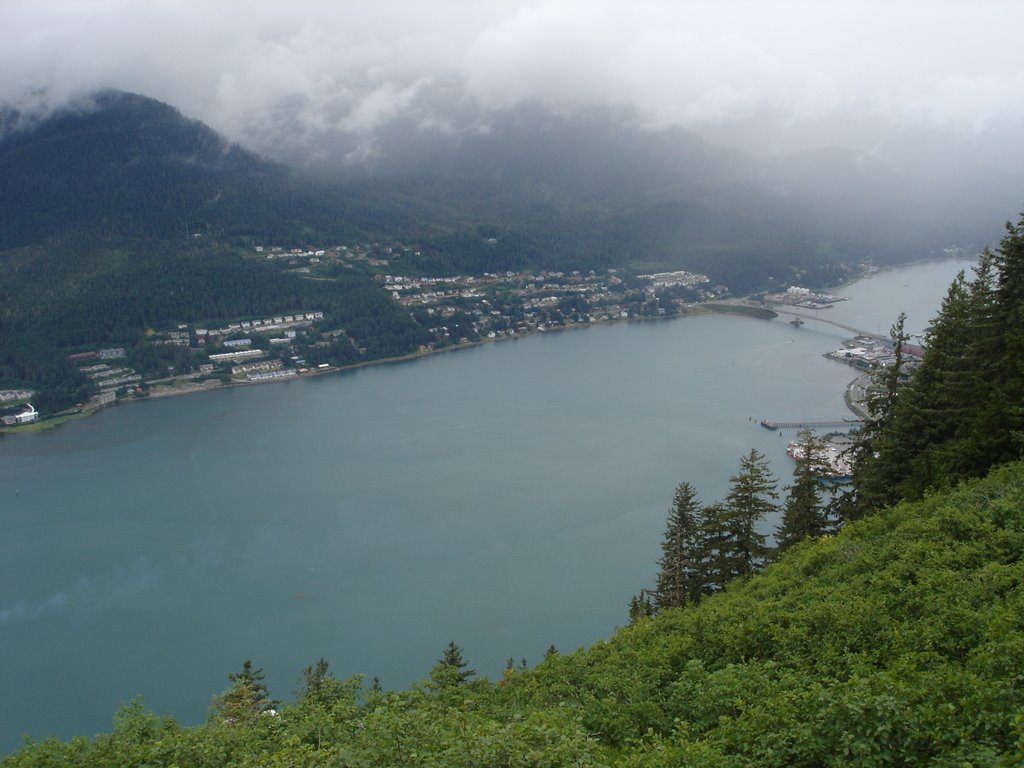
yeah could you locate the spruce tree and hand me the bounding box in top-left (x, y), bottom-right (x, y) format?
top-left (298, 657), bottom-right (331, 702)
top-left (628, 590), bottom-right (654, 623)
top-left (848, 216), bottom-right (1024, 510)
top-left (892, 273), bottom-right (980, 497)
top-left (717, 449), bottom-right (778, 579)
top-left (212, 659), bottom-right (278, 723)
top-left (776, 429), bottom-right (831, 552)
top-left (654, 481), bottom-right (705, 610)
top-left (430, 641), bottom-right (475, 688)
top-left (993, 215), bottom-right (1024, 459)
top-left (696, 502), bottom-right (730, 594)
top-left (959, 249), bottom-right (1005, 476)
top-left (848, 313), bottom-right (909, 517)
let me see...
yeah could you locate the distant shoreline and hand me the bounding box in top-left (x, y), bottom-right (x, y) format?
top-left (2, 304), bottom-right (755, 433)
top-left (0, 278), bottom-right (907, 435)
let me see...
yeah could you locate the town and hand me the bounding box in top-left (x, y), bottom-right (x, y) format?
top-left (0, 243), bottom-right (729, 427)
top-left (2, 238), bottom-right (886, 432)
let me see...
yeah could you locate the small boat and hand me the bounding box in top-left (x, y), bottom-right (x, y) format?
top-left (789, 318), bottom-right (805, 327)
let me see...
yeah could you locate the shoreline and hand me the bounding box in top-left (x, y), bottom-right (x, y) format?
top-left (0, 316), bottom-right (618, 432)
top-left (0, 298), bottom-right (864, 436)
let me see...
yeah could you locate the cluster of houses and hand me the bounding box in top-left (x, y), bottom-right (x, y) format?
top-left (80, 363), bottom-right (142, 390)
top-left (62, 350), bottom-right (144, 409)
top-left (0, 389), bottom-right (33, 403)
top-left (68, 347), bottom-right (127, 362)
top-left (381, 268), bottom-right (722, 344)
top-left (255, 242), bottom-right (418, 271)
top-left (637, 269), bottom-right (712, 289)
top-left (194, 312), bottom-right (324, 343)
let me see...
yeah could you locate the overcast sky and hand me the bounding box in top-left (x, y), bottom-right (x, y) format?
top-left (3, 0), bottom-right (1023, 158)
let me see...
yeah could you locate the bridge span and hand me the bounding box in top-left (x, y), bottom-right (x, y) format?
top-left (771, 307), bottom-right (884, 339)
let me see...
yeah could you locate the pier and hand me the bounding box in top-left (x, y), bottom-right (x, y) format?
top-left (760, 419), bottom-right (863, 430)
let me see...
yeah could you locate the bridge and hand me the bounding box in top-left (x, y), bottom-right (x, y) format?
top-left (772, 308), bottom-right (885, 339)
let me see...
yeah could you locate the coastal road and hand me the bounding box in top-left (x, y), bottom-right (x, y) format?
top-left (845, 373), bottom-right (872, 419)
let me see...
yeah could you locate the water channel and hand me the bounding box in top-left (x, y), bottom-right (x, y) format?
top-left (0, 256), bottom-right (974, 750)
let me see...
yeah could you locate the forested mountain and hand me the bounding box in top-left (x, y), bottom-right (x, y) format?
top-left (1, 91), bottom-right (973, 285)
top-left (291, 105), bottom-right (959, 285)
top-left (0, 90), bottom-right (854, 410)
top-left (0, 237), bottom-right (429, 411)
top-left (0, 89), bottom-right (1010, 411)
top-left (0, 91), bottom-right (364, 248)
top-left (0, 92), bottom-right (421, 410)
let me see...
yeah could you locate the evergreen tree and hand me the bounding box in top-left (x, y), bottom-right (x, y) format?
top-left (958, 249), bottom-right (1006, 476)
top-left (429, 641), bottom-right (476, 689)
top-left (717, 449), bottom-right (778, 578)
top-left (695, 502), bottom-right (730, 594)
top-left (992, 216), bottom-right (1024, 458)
top-left (891, 273), bottom-right (981, 497)
top-left (848, 313), bottom-right (909, 518)
top-left (776, 429), bottom-right (831, 552)
top-left (298, 657), bottom-right (331, 702)
top-left (847, 216), bottom-right (1024, 511)
top-left (628, 590), bottom-right (654, 623)
top-left (212, 659), bottom-right (277, 724)
top-left (654, 481), bottom-right (705, 610)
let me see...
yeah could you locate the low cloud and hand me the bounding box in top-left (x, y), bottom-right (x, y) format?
top-left (2, 1), bottom-right (1023, 158)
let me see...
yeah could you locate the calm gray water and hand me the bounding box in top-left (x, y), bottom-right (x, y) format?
top-left (0, 257), bottom-right (973, 750)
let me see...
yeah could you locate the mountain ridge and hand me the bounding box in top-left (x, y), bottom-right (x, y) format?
top-left (0, 90), bottom-right (364, 249)
top-left (0, 89), bottom-right (978, 277)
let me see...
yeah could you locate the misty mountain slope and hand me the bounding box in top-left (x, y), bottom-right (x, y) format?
top-left (301, 105), bottom-right (962, 285)
top-left (0, 91), bottom-right (363, 249)
top-left (0, 90), bottom-right (974, 291)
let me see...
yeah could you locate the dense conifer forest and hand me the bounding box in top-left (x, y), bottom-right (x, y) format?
top-left (0, 238), bottom-right (428, 411)
top-left (4, 217), bottom-right (1024, 767)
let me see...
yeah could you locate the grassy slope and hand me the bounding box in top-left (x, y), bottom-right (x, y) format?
top-left (4, 463), bottom-right (1023, 767)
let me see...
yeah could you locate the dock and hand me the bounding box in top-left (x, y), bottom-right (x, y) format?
top-left (760, 419), bottom-right (863, 430)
